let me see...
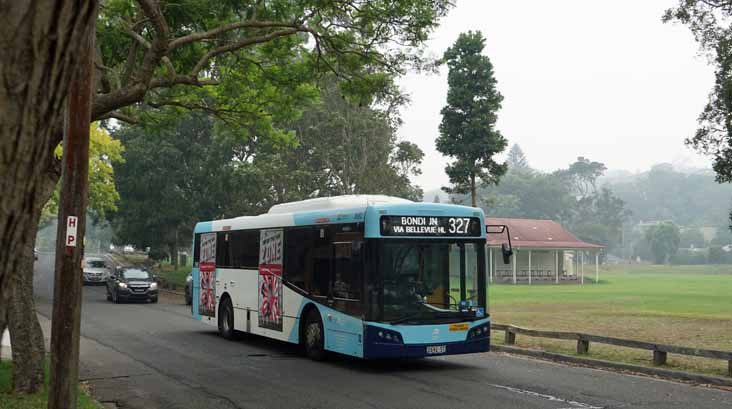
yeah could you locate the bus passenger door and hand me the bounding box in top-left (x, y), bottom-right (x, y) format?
top-left (324, 240), bottom-right (364, 356)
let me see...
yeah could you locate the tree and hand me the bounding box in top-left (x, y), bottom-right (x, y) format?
top-left (664, 1), bottom-right (732, 185)
top-left (645, 222), bottom-right (681, 264)
top-left (0, 1), bottom-right (98, 394)
top-left (42, 124), bottom-right (124, 225)
top-left (475, 156), bottom-right (630, 252)
top-left (563, 156), bottom-right (607, 199)
top-left (506, 144), bottom-right (531, 174)
top-left (679, 227), bottom-right (706, 248)
top-left (608, 164), bottom-right (732, 226)
top-left (112, 111), bottom-right (235, 267)
top-left (570, 188), bottom-right (631, 250)
top-left (437, 31), bottom-right (508, 207)
top-left (0, 0), bottom-right (451, 391)
top-left (246, 77), bottom-right (425, 207)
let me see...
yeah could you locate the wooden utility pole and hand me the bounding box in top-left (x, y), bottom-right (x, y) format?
top-left (48, 21), bottom-right (95, 409)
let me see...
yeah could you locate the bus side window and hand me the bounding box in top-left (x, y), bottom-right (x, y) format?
top-left (230, 230), bottom-right (259, 269)
top-left (333, 241), bottom-right (362, 301)
top-left (284, 228), bottom-right (310, 290)
top-left (310, 226), bottom-right (331, 297)
top-left (216, 232), bottom-right (231, 268)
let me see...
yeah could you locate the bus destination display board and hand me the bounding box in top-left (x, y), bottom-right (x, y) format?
top-left (380, 216), bottom-right (482, 237)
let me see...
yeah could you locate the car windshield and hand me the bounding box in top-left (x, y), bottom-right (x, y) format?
top-left (87, 260), bottom-right (106, 268)
top-left (377, 240), bottom-right (484, 323)
top-left (122, 269), bottom-right (150, 279)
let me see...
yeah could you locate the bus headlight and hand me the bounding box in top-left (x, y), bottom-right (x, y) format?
top-left (468, 324), bottom-right (490, 340)
top-left (375, 328), bottom-right (403, 344)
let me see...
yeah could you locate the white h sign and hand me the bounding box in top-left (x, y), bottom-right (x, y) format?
top-left (66, 216), bottom-right (78, 247)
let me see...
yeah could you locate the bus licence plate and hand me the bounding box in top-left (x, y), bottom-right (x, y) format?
top-left (426, 345), bottom-right (446, 354)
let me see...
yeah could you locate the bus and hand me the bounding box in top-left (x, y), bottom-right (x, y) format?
top-left (190, 195), bottom-right (512, 360)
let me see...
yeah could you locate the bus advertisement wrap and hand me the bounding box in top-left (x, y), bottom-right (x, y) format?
top-left (259, 229), bottom-right (283, 331)
top-left (199, 232), bottom-right (216, 317)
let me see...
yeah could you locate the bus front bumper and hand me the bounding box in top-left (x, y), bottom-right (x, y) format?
top-left (362, 324), bottom-right (490, 359)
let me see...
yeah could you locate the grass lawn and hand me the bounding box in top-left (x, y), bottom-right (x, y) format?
top-left (489, 264), bottom-right (732, 377)
top-left (151, 261), bottom-right (191, 290)
top-left (0, 360), bottom-right (100, 409)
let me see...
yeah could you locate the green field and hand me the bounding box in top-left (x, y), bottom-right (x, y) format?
top-left (152, 260), bottom-right (192, 290)
top-left (0, 360), bottom-right (100, 409)
top-left (489, 264), bottom-right (732, 376)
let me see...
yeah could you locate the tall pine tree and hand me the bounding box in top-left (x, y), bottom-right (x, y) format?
top-left (437, 31), bottom-right (508, 207)
top-left (506, 144), bottom-right (530, 174)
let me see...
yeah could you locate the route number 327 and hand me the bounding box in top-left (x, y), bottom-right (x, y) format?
top-left (448, 218), bottom-right (472, 234)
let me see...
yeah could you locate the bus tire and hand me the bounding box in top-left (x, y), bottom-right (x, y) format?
top-left (304, 310), bottom-right (326, 361)
top-left (218, 297), bottom-right (235, 340)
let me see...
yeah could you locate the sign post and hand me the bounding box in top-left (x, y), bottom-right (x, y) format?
top-left (48, 17), bottom-right (95, 409)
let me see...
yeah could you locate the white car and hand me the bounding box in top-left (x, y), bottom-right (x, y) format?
top-left (123, 245), bottom-right (134, 253)
top-left (83, 257), bottom-right (111, 285)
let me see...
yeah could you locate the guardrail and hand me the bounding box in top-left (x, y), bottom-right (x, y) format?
top-left (491, 323), bottom-right (732, 377)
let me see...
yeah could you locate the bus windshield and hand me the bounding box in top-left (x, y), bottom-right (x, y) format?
top-left (376, 240), bottom-right (484, 324)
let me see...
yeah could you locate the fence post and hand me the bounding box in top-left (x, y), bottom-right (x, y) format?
top-left (728, 359), bottom-right (731, 377)
top-left (653, 350), bottom-right (667, 366)
top-left (505, 329), bottom-right (516, 345)
top-left (577, 338), bottom-right (589, 355)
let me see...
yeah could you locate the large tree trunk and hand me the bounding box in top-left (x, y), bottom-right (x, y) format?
top-left (0, 0), bottom-right (98, 394)
top-left (8, 238), bottom-right (46, 393)
top-left (7, 169), bottom-right (57, 393)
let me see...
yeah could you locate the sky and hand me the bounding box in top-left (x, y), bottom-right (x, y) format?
top-left (396, 0), bottom-right (716, 193)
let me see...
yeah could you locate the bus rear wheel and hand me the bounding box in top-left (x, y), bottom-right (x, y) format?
top-left (218, 297), bottom-right (235, 340)
top-left (303, 310), bottom-right (325, 361)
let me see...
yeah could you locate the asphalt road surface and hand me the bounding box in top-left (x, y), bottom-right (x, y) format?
top-left (33, 253), bottom-right (732, 409)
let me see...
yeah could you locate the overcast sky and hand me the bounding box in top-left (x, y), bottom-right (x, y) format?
top-left (396, 0), bottom-right (715, 193)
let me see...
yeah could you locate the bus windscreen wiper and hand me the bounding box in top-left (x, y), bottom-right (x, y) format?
top-left (389, 313), bottom-right (423, 325)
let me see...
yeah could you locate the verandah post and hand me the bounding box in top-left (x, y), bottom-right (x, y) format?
top-left (528, 250), bottom-right (532, 285)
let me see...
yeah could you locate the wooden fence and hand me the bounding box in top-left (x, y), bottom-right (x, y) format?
top-left (491, 323), bottom-right (732, 377)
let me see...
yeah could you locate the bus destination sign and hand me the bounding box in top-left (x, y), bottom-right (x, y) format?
top-left (380, 216), bottom-right (482, 237)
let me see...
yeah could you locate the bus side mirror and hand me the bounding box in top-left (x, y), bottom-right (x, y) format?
top-left (501, 243), bottom-right (513, 265)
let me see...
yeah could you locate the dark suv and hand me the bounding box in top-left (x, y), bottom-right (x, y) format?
top-left (106, 268), bottom-right (159, 303)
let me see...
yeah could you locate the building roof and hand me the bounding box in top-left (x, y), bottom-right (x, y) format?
top-left (486, 218), bottom-right (604, 250)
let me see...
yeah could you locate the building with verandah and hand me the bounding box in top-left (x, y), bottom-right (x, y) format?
top-left (486, 218), bottom-right (604, 284)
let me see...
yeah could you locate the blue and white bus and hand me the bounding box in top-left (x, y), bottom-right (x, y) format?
top-left (190, 195), bottom-right (511, 360)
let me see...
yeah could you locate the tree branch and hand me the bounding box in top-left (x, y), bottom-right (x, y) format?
top-left (98, 111), bottom-right (140, 124)
top-left (124, 26), bottom-right (176, 79)
top-left (191, 27), bottom-right (307, 77)
top-left (170, 20), bottom-right (307, 49)
top-left (132, 0), bottom-right (170, 87)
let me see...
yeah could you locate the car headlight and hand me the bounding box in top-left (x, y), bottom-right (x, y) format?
top-left (118, 282), bottom-right (127, 288)
top-left (149, 282), bottom-right (157, 290)
top-left (186, 275), bottom-right (192, 283)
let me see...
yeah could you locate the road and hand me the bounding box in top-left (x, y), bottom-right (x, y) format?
top-left (33, 253), bottom-right (732, 409)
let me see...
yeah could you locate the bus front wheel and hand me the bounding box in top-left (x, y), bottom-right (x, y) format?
top-left (304, 310), bottom-right (325, 361)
